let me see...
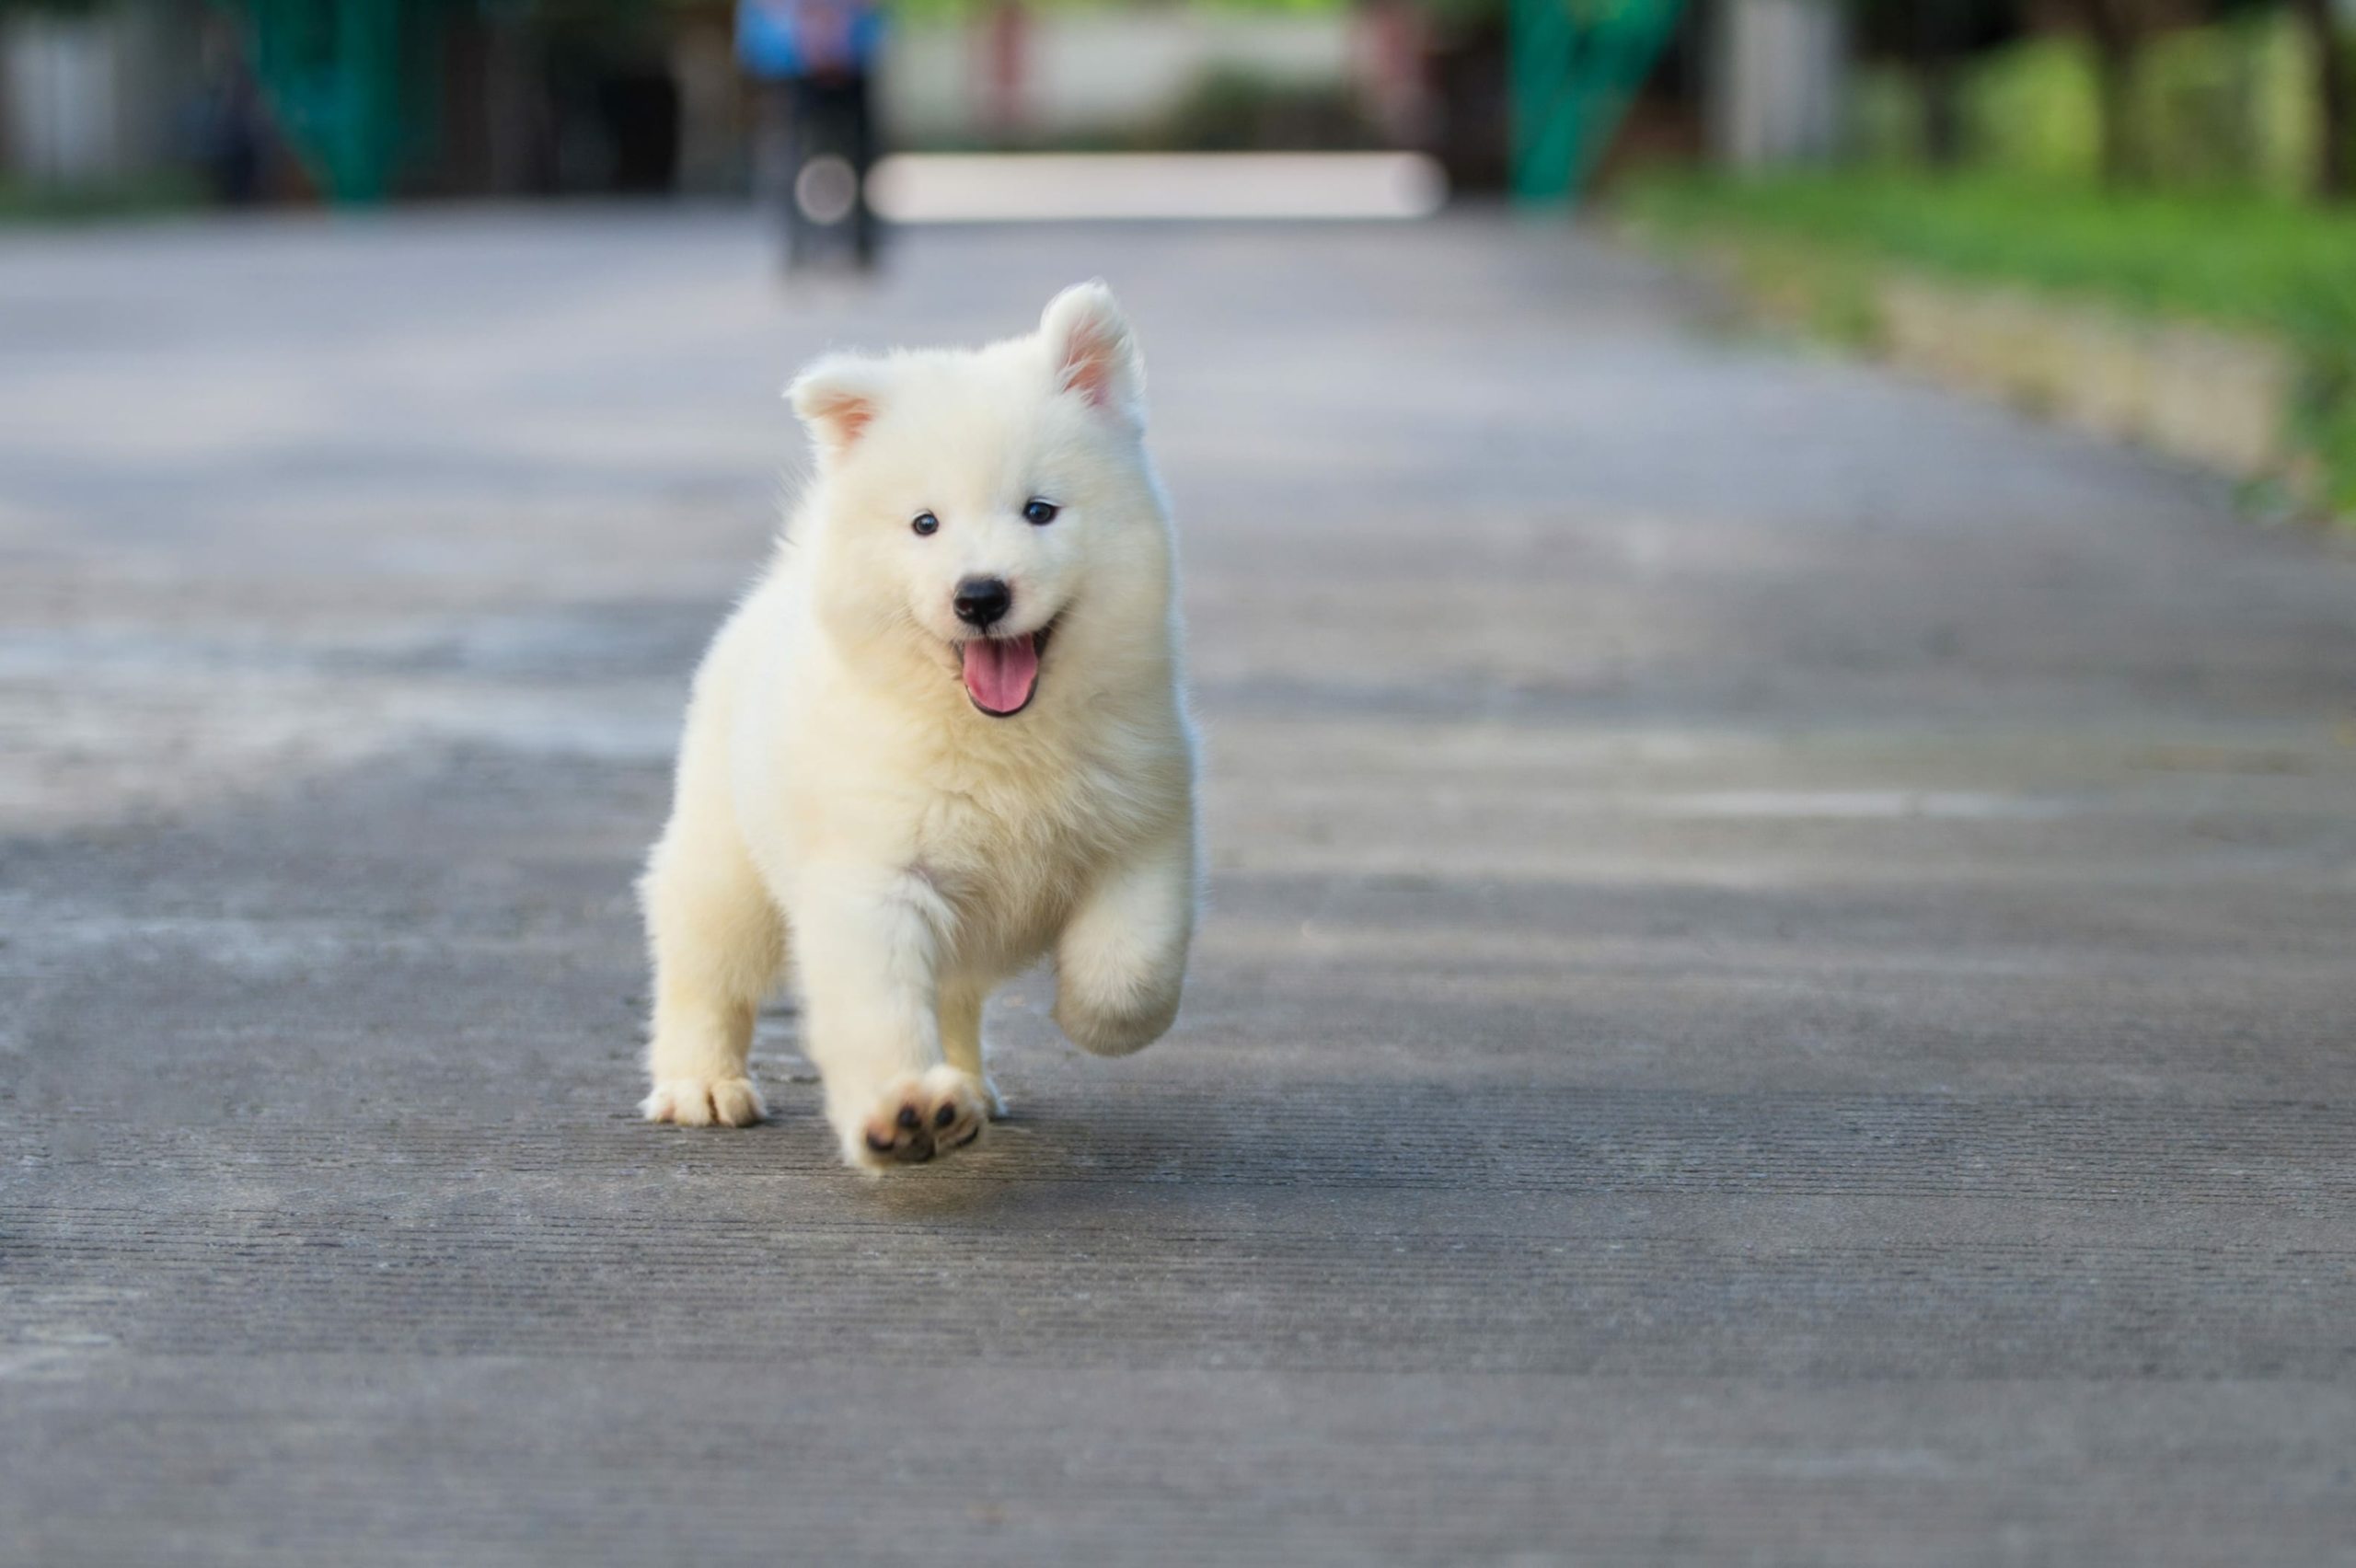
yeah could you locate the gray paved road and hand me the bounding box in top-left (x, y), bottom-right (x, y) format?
top-left (4, 211), bottom-right (2354, 1566)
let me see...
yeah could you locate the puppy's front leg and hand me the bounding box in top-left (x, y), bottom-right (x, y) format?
top-left (1054, 824), bottom-right (1197, 1057)
top-left (794, 867), bottom-right (990, 1170)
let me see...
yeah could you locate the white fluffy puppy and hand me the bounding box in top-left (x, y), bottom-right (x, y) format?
top-left (638, 282), bottom-right (1198, 1170)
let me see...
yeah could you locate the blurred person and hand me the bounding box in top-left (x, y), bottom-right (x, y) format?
top-left (739, 0), bottom-right (884, 271)
top-left (193, 17), bottom-right (270, 205)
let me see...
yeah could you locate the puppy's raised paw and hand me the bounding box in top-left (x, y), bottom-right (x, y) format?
top-left (844, 1066), bottom-right (989, 1170)
top-left (642, 1076), bottom-right (766, 1128)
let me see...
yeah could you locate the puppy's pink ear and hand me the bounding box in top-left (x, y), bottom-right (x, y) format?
top-left (788, 353), bottom-right (890, 460)
top-left (1041, 281), bottom-right (1143, 423)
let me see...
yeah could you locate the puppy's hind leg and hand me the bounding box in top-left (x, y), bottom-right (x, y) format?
top-left (939, 982), bottom-right (1007, 1121)
top-left (640, 744), bottom-right (784, 1128)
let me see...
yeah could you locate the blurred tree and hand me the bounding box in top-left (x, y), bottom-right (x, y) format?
top-left (1847, 0), bottom-right (2024, 169)
top-left (2290, 0), bottom-right (2350, 196)
top-left (1853, 0), bottom-right (2018, 167)
top-left (2069, 0), bottom-right (2171, 183)
top-left (1912, 0), bottom-right (1969, 166)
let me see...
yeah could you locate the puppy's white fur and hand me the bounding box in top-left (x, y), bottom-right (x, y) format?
top-left (638, 283), bottom-right (1198, 1170)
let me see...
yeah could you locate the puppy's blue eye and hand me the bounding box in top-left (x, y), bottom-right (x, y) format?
top-left (911, 512), bottom-right (939, 537)
top-left (1023, 499), bottom-right (1058, 526)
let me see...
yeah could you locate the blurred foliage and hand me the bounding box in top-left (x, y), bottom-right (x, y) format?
top-left (1623, 169), bottom-right (2356, 514)
top-left (1848, 8), bottom-right (2348, 198)
top-left (1973, 15), bottom-right (2317, 193)
top-left (904, 62), bottom-right (1380, 152)
top-left (1145, 63), bottom-right (1382, 150)
top-left (1958, 36), bottom-right (2108, 182)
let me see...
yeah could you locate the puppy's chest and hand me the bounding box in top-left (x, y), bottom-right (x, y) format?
top-left (914, 760), bottom-right (1128, 927)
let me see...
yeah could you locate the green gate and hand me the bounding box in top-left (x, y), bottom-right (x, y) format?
top-left (1508, 0), bottom-right (1686, 206)
top-left (228, 0), bottom-right (445, 203)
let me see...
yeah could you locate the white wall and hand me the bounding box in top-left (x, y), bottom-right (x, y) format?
top-left (1708, 0), bottom-right (1846, 168)
top-left (4, 13), bottom-right (121, 183)
top-left (2, 6), bottom-right (191, 186)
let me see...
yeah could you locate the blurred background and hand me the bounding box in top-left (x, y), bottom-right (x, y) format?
top-left (7, 1), bottom-right (2355, 522)
top-left (7, 1), bottom-right (2347, 211)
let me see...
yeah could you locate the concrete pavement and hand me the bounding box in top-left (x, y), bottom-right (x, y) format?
top-left (2, 210), bottom-right (2353, 1565)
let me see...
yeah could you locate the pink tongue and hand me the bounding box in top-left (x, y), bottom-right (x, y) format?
top-left (961, 634), bottom-right (1040, 714)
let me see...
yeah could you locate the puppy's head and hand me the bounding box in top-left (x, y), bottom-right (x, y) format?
top-left (790, 282), bottom-right (1167, 719)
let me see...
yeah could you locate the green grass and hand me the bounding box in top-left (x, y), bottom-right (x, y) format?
top-left (1620, 171), bottom-right (2356, 515)
top-left (1622, 171), bottom-right (2356, 342)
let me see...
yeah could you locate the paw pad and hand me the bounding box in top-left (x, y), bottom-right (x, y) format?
top-left (853, 1067), bottom-right (987, 1168)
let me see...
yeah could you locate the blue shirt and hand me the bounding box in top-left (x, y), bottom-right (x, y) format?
top-left (737, 0), bottom-right (884, 79)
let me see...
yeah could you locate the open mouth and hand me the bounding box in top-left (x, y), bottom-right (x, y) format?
top-left (960, 618), bottom-right (1056, 718)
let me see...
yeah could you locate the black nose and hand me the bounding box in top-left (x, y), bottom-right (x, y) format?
top-left (953, 577), bottom-right (1011, 629)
